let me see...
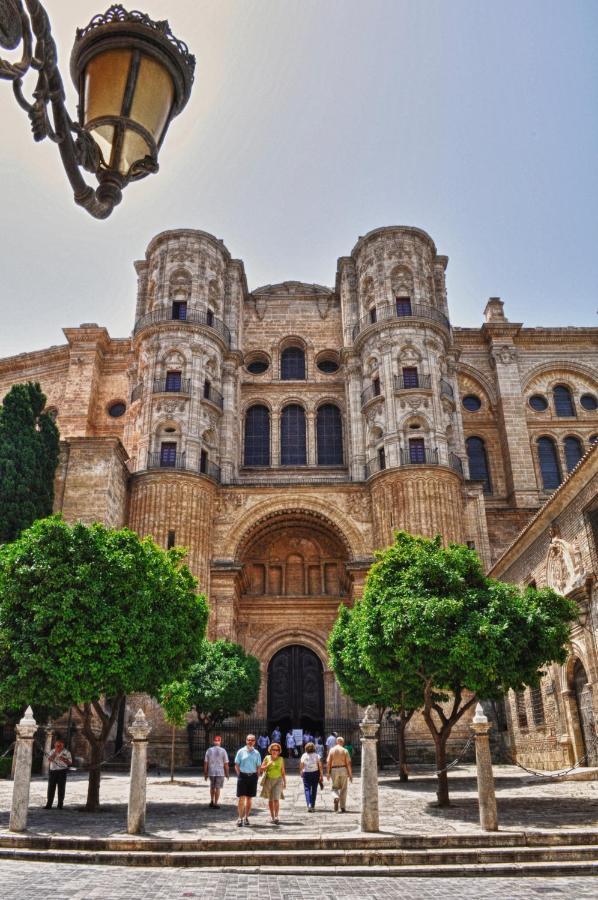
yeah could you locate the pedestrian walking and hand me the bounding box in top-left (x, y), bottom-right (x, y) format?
top-left (271, 724), bottom-right (281, 743)
top-left (257, 731), bottom-right (270, 760)
top-left (203, 735), bottom-right (229, 808)
top-left (314, 733), bottom-right (325, 760)
top-left (325, 730), bottom-right (337, 751)
top-left (44, 736), bottom-right (72, 809)
top-left (259, 742), bottom-right (286, 824)
top-left (234, 734), bottom-right (262, 826)
top-left (285, 729), bottom-right (297, 758)
top-left (299, 740), bottom-right (323, 811)
top-left (326, 735), bottom-right (352, 812)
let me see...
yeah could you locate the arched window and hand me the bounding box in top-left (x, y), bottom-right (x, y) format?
top-left (244, 405), bottom-right (270, 466)
top-left (537, 437), bottom-right (562, 490)
top-left (564, 436), bottom-right (583, 472)
top-left (553, 385), bottom-right (575, 417)
top-left (317, 404), bottom-right (343, 465)
top-left (280, 346), bottom-right (305, 380)
top-left (466, 436), bottom-right (492, 494)
top-left (281, 404), bottom-right (306, 465)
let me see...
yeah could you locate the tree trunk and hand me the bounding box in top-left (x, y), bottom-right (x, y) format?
top-left (170, 725), bottom-right (176, 783)
top-left (86, 739), bottom-right (104, 812)
top-left (398, 714), bottom-right (409, 782)
top-left (434, 732), bottom-right (450, 806)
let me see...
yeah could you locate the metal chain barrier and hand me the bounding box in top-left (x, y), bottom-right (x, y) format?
top-left (0, 741), bottom-right (15, 760)
top-left (501, 732), bottom-right (598, 779)
top-left (35, 738), bottom-right (132, 772)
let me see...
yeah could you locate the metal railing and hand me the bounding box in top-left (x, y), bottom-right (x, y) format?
top-left (143, 453), bottom-right (221, 482)
top-left (130, 383), bottom-right (143, 402)
top-left (133, 306), bottom-right (232, 348)
top-left (203, 385), bottom-right (224, 409)
top-left (361, 383), bottom-right (383, 406)
top-left (394, 374), bottom-right (432, 391)
top-left (153, 377), bottom-right (191, 395)
top-left (366, 456), bottom-right (385, 478)
top-left (440, 378), bottom-right (454, 400)
top-left (352, 302), bottom-right (451, 341)
top-left (400, 447), bottom-right (439, 466)
top-left (449, 452), bottom-right (464, 475)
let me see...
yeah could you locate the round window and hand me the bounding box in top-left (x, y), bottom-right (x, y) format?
top-left (462, 395), bottom-right (481, 412)
top-left (108, 402), bottom-right (126, 418)
top-left (317, 358), bottom-right (340, 374)
top-left (246, 353), bottom-right (270, 375)
top-left (580, 394), bottom-right (598, 411)
top-left (529, 394), bottom-right (548, 412)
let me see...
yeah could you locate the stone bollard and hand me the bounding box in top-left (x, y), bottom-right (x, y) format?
top-left (471, 702), bottom-right (498, 831)
top-left (41, 721), bottom-right (54, 777)
top-left (127, 708), bottom-right (152, 834)
top-left (359, 704), bottom-right (380, 832)
top-left (9, 706), bottom-right (37, 832)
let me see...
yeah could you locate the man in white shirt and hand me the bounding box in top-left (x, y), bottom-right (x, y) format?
top-left (44, 737), bottom-right (72, 809)
top-left (203, 736), bottom-right (229, 808)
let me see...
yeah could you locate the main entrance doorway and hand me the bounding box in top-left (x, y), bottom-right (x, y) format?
top-left (573, 659), bottom-right (598, 766)
top-left (267, 645), bottom-right (324, 736)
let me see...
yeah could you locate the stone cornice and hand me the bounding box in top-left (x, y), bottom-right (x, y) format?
top-left (62, 436), bottom-right (129, 466)
top-left (0, 344), bottom-right (69, 373)
top-left (349, 225), bottom-right (439, 259)
top-left (144, 228), bottom-right (236, 264)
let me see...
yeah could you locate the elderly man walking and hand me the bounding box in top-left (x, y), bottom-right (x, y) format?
top-left (204, 735), bottom-right (229, 809)
top-left (234, 734), bottom-right (261, 826)
top-left (326, 735), bottom-right (352, 812)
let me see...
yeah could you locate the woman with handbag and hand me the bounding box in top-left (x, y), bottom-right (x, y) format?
top-left (299, 740), bottom-right (323, 811)
top-left (259, 742), bottom-right (286, 824)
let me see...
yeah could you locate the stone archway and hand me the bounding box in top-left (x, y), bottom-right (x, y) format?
top-left (572, 659), bottom-right (598, 766)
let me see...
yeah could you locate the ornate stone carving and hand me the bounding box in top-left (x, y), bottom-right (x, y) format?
top-left (493, 345), bottom-right (517, 366)
top-left (546, 538), bottom-right (584, 595)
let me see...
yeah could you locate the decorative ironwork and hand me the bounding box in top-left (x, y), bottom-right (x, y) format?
top-left (352, 301), bottom-right (451, 341)
top-left (440, 378), bottom-right (454, 399)
top-left (400, 446), bottom-right (439, 466)
top-left (133, 306), bottom-right (232, 348)
top-left (361, 382), bottom-right (384, 407)
top-left (152, 377), bottom-right (191, 395)
top-left (0, 2), bottom-right (193, 218)
top-left (449, 452), bottom-right (464, 476)
top-left (202, 383), bottom-right (224, 410)
top-left (394, 373), bottom-right (432, 391)
top-left (143, 452), bottom-right (221, 482)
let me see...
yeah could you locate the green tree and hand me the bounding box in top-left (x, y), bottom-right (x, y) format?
top-left (0, 516), bottom-right (208, 810)
top-left (0, 382), bottom-right (60, 543)
top-left (329, 601), bottom-right (420, 779)
top-left (184, 640), bottom-right (261, 740)
top-left (360, 531), bottom-right (577, 805)
top-left (159, 680), bottom-right (191, 783)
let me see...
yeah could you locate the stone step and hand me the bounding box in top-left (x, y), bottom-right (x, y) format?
top-left (1, 829), bottom-right (598, 853)
top-left (0, 843), bottom-right (597, 872)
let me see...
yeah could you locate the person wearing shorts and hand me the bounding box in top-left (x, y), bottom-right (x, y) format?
top-left (204, 735), bottom-right (229, 808)
top-left (234, 734), bottom-right (262, 826)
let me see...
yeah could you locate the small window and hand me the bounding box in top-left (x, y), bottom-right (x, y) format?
top-left (377, 446), bottom-right (386, 470)
top-left (409, 437), bottom-right (426, 463)
top-left (368, 307), bottom-right (377, 324)
top-left (160, 442), bottom-right (177, 467)
top-left (172, 301), bottom-right (187, 321)
top-left (200, 449), bottom-right (208, 473)
top-left (281, 346), bottom-right (305, 380)
top-left (564, 436), bottom-right (583, 472)
top-left (537, 437), bottom-right (562, 490)
top-left (529, 394), bottom-right (548, 412)
top-left (108, 401), bottom-right (126, 418)
top-left (466, 436), bottom-right (492, 494)
top-left (167, 530), bottom-right (176, 550)
top-left (317, 353), bottom-right (340, 374)
top-left (373, 376), bottom-right (381, 397)
top-left (530, 686), bottom-right (545, 727)
top-left (203, 379), bottom-right (211, 400)
top-left (515, 691), bottom-right (528, 730)
top-left (553, 385), bottom-right (575, 417)
top-left (580, 394), bottom-right (598, 411)
top-left (402, 367), bottom-right (419, 389)
top-left (246, 354), bottom-right (270, 375)
top-left (165, 371), bottom-right (182, 392)
top-left (206, 309), bottom-right (214, 326)
top-left (395, 296), bottom-right (412, 316)
top-left (462, 394), bottom-right (481, 412)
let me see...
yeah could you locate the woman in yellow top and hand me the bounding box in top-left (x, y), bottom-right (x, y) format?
top-left (259, 741), bottom-right (286, 824)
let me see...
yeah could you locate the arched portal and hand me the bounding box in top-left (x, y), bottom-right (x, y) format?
top-left (268, 645), bottom-right (324, 735)
top-left (572, 659), bottom-right (598, 766)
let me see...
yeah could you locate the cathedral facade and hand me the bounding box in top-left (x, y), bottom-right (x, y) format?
top-left (1, 225), bottom-right (597, 761)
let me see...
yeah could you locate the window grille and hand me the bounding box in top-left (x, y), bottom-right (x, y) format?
top-left (160, 442), bottom-right (177, 467)
top-left (408, 437), bottom-right (425, 463)
top-left (244, 405), bottom-right (270, 466)
top-left (281, 404), bottom-right (307, 464)
top-left (537, 437), bottom-right (562, 490)
top-left (165, 370), bottom-right (182, 392)
top-left (553, 385), bottom-right (575, 417)
top-left (402, 366), bottom-right (419, 389)
top-left (466, 436), bottom-right (492, 494)
top-left (530, 686), bottom-right (545, 727)
top-left (395, 296), bottom-right (412, 316)
top-left (564, 436), bottom-right (583, 472)
top-left (515, 691), bottom-right (528, 730)
top-left (281, 347), bottom-right (305, 380)
top-left (317, 404), bottom-right (343, 465)
top-left (373, 376), bottom-right (381, 396)
top-left (172, 301), bottom-right (187, 320)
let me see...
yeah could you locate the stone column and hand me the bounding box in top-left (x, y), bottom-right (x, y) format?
top-left (41, 721), bottom-right (54, 777)
top-left (9, 707), bottom-right (37, 833)
top-left (359, 705), bottom-right (380, 833)
top-left (127, 709), bottom-right (152, 834)
top-left (471, 703), bottom-right (498, 831)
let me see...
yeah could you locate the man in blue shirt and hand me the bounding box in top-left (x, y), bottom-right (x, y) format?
top-left (234, 734), bottom-right (262, 826)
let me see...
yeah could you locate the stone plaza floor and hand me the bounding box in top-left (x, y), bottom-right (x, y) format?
top-left (1, 765), bottom-right (597, 838)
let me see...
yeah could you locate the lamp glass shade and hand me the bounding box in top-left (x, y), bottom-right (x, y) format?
top-left (130, 55), bottom-right (175, 145)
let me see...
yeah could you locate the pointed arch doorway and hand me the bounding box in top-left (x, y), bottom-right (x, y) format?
top-left (267, 645), bottom-right (324, 736)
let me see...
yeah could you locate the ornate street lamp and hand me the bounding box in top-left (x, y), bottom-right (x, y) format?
top-left (0, 2), bottom-right (195, 218)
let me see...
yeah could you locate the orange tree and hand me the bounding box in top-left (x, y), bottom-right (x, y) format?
top-left (0, 516), bottom-right (208, 811)
top-left (359, 531), bottom-right (576, 805)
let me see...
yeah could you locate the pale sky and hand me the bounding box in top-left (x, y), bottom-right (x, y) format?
top-left (0, 0), bottom-right (596, 358)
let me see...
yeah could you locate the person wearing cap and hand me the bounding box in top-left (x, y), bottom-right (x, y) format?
top-left (204, 735), bottom-right (229, 809)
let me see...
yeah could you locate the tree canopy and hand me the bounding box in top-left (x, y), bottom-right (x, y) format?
top-left (0, 382), bottom-right (60, 543)
top-left (184, 639), bottom-right (261, 734)
top-left (358, 531), bottom-right (577, 804)
top-left (0, 516), bottom-right (208, 808)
